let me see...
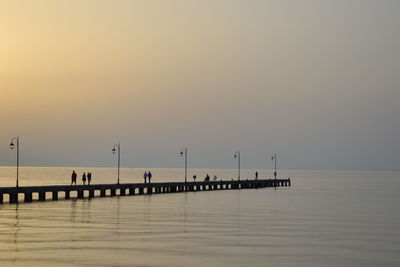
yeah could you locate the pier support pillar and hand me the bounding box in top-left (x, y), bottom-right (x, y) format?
top-left (52, 191), bottom-right (58, 201)
top-left (129, 188), bottom-right (135, 195)
top-left (89, 190), bottom-right (95, 198)
top-left (110, 189), bottom-right (116, 196)
top-left (139, 188), bottom-right (144, 195)
top-left (65, 191), bottom-right (70, 199)
top-left (120, 189), bottom-right (126, 196)
top-left (147, 187), bottom-right (152, 194)
top-left (0, 194), bottom-right (3, 204)
top-left (39, 192), bottom-right (46, 201)
top-left (24, 192), bottom-right (32, 203)
top-left (77, 190), bottom-right (84, 199)
top-left (9, 193), bottom-right (18, 204)
top-left (100, 189), bottom-right (106, 197)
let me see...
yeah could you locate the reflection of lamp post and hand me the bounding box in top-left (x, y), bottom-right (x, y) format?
top-left (271, 153), bottom-right (277, 180)
top-left (9, 136), bottom-right (20, 188)
top-left (112, 143), bottom-right (121, 184)
top-left (234, 151), bottom-right (240, 181)
top-left (180, 148), bottom-right (187, 183)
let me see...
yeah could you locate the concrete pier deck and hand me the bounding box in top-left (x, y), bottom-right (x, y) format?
top-left (0, 179), bottom-right (291, 204)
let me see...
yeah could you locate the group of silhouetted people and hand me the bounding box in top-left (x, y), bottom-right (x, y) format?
top-left (71, 170), bottom-right (92, 185)
top-left (70, 169), bottom-right (260, 186)
top-left (204, 174), bottom-right (218, 182)
top-left (203, 172), bottom-right (259, 182)
top-left (143, 171), bottom-right (152, 183)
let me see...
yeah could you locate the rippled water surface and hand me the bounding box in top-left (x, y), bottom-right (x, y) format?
top-left (0, 167), bottom-right (399, 266)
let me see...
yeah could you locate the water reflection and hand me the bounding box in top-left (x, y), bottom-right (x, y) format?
top-left (0, 170), bottom-right (399, 267)
top-left (70, 199), bottom-right (77, 223)
top-left (12, 204), bottom-right (19, 264)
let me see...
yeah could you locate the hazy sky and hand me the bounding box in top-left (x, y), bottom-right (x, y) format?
top-left (1, 0), bottom-right (399, 170)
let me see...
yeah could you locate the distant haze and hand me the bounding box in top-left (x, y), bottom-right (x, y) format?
top-left (1, 0), bottom-right (399, 171)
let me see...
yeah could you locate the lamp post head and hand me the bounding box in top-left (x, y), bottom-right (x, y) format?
top-left (112, 148), bottom-right (116, 154)
top-left (9, 142), bottom-right (14, 150)
top-left (180, 151), bottom-right (184, 157)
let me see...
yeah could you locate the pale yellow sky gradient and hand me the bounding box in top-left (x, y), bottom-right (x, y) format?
top-left (1, 0), bottom-right (400, 170)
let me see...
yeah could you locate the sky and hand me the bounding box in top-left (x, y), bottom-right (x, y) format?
top-left (1, 0), bottom-right (399, 171)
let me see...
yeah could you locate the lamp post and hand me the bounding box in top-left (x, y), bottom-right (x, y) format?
top-left (112, 143), bottom-right (121, 184)
top-left (9, 136), bottom-right (20, 188)
top-left (234, 151), bottom-right (240, 180)
top-left (180, 148), bottom-right (187, 183)
top-left (271, 153), bottom-right (277, 180)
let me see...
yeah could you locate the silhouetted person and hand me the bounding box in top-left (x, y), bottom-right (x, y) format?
top-left (87, 172), bottom-right (92, 185)
top-left (144, 171), bottom-right (147, 183)
top-left (213, 175), bottom-right (217, 181)
top-left (204, 174), bottom-right (210, 182)
top-left (148, 171), bottom-right (152, 183)
top-left (71, 170), bottom-right (77, 185)
top-left (255, 171), bottom-right (258, 180)
top-left (82, 172), bottom-right (87, 185)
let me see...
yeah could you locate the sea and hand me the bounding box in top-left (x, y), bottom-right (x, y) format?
top-left (0, 167), bottom-right (399, 266)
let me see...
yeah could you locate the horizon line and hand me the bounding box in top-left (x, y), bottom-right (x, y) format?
top-left (0, 165), bottom-right (399, 173)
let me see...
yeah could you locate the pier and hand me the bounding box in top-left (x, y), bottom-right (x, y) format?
top-left (0, 179), bottom-right (291, 204)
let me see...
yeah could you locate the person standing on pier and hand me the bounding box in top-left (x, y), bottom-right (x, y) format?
top-left (144, 171), bottom-right (147, 183)
top-left (148, 171), bottom-right (152, 183)
top-left (87, 172), bottom-right (92, 185)
top-left (255, 171), bottom-right (258, 180)
top-left (82, 172), bottom-right (87, 185)
top-left (71, 170), bottom-right (77, 185)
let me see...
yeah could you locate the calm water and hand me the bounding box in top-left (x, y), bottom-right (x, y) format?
top-left (0, 167), bottom-right (399, 266)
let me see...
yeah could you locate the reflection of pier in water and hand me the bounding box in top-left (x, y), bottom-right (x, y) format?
top-left (0, 179), bottom-right (291, 204)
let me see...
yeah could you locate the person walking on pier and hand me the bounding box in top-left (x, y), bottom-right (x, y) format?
top-left (71, 170), bottom-right (77, 185)
top-left (87, 172), bottom-right (92, 185)
top-left (82, 172), bottom-right (87, 185)
top-left (144, 171), bottom-right (148, 183)
top-left (148, 171), bottom-right (152, 183)
top-left (255, 171), bottom-right (258, 180)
